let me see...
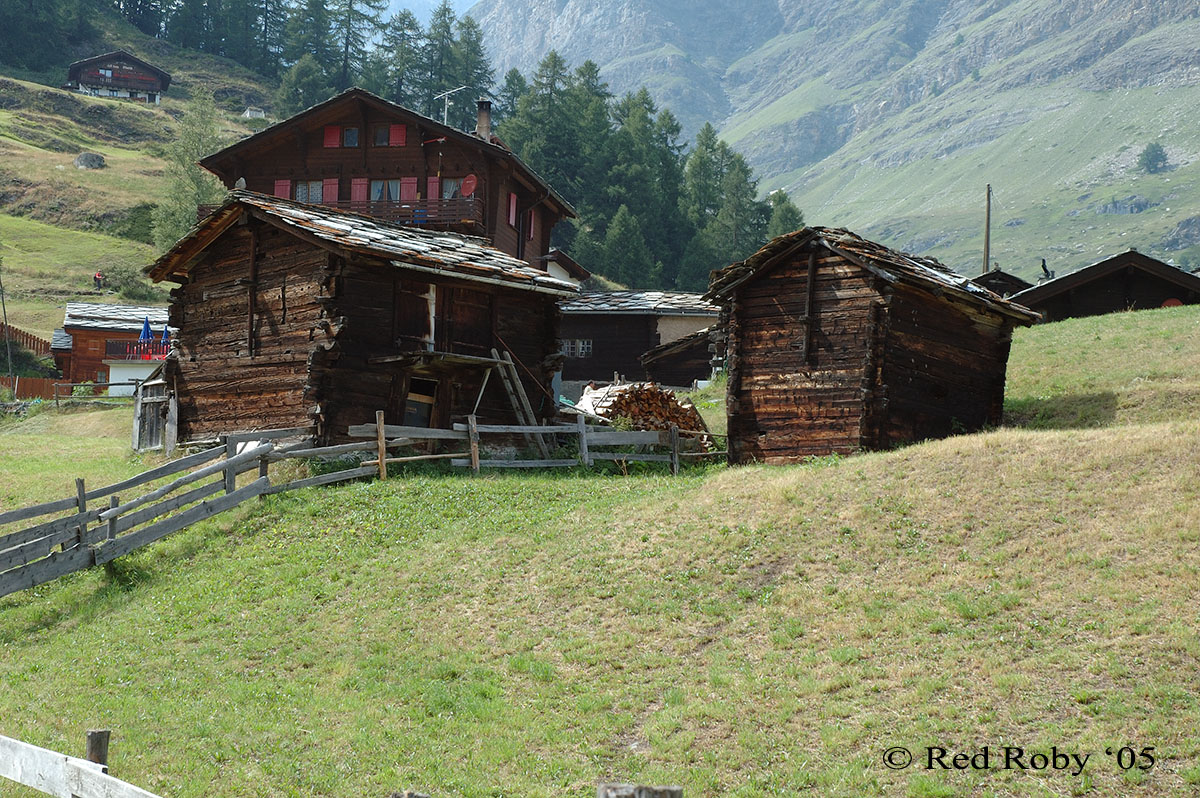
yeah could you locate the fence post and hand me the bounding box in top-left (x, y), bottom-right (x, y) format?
top-left (107, 495), bottom-right (119, 540)
top-left (224, 436), bottom-right (237, 494)
top-left (73, 478), bottom-right (87, 549)
top-left (669, 424), bottom-right (680, 476)
top-left (375, 410), bottom-right (387, 480)
top-left (258, 454), bottom-right (270, 499)
top-left (468, 414), bottom-right (480, 475)
top-left (577, 413), bottom-right (591, 467)
top-left (85, 729), bottom-right (111, 767)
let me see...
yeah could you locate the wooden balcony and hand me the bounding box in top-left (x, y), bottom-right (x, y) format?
top-left (198, 197), bottom-right (485, 234)
top-left (105, 340), bottom-right (169, 360)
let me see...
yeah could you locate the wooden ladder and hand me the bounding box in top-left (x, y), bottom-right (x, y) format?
top-left (491, 347), bottom-right (551, 458)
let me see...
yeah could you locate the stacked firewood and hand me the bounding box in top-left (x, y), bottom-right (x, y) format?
top-left (576, 382), bottom-right (710, 435)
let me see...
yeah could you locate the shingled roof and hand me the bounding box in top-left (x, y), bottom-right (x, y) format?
top-left (705, 227), bottom-right (1040, 323)
top-left (561, 290), bottom-right (719, 316)
top-left (61, 303), bottom-right (170, 332)
top-left (146, 191), bottom-right (579, 297)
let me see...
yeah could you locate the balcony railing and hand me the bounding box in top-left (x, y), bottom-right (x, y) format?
top-left (106, 340), bottom-right (170, 360)
top-left (201, 197), bottom-right (485, 231)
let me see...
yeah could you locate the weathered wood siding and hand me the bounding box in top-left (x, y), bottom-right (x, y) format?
top-left (871, 286), bottom-right (1012, 448)
top-left (560, 314), bottom-right (657, 382)
top-left (167, 219), bottom-right (330, 441)
top-left (1027, 268), bottom-right (1200, 322)
top-left (726, 251), bottom-right (878, 464)
top-left (322, 259), bottom-right (562, 441)
top-left (643, 336), bottom-right (714, 387)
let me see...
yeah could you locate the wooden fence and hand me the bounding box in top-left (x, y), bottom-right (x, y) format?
top-left (0, 376), bottom-right (59, 400)
top-left (0, 732), bottom-right (161, 798)
top-left (0, 322), bottom-right (52, 356)
top-left (1, 415), bottom-right (724, 600)
top-left (349, 411), bottom-right (725, 476)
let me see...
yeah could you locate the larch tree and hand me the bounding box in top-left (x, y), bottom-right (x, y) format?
top-left (151, 90), bottom-right (227, 251)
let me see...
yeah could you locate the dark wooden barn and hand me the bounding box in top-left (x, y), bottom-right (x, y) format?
top-left (1008, 250), bottom-right (1200, 322)
top-left (64, 50), bottom-right (170, 104)
top-left (145, 190), bottom-right (577, 445)
top-left (559, 291), bottom-right (719, 384)
top-left (198, 88), bottom-right (573, 264)
top-left (972, 267), bottom-right (1032, 298)
top-left (705, 228), bottom-right (1040, 465)
top-left (639, 326), bottom-right (721, 387)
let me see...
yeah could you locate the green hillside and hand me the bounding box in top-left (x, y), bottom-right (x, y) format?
top-left (3, 306), bottom-right (1199, 797)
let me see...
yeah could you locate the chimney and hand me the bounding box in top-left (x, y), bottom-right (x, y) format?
top-left (475, 98), bottom-right (492, 140)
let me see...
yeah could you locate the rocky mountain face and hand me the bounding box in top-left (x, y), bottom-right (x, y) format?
top-left (469, 0), bottom-right (1200, 274)
top-left (470, 0), bottom-right (1200, 176)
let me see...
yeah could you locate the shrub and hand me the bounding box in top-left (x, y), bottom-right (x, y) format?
top-left (1137, 142), bottom-right (1168, 174)
top-left (71, 381), bottom-right (94, 397)
top-left (105, 262), bottom-right (166, 302)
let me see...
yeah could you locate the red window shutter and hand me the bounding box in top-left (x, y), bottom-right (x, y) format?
top-left (426, 177), bottom-right (440, 200)
top-left (400, 177), bottom-right (418, 201)
top-left (273, 179), bottom-right (291, 199)
top-left (389, 124), bottom-right (406, 147)
top-left (507, 193), bottom-right (518, 227)
top-left (350, 178), bottom-right (369, 203)
top-left (322, 178), bottom-right (339, 204)
top-left (323, 125), bottom-right (340, 148)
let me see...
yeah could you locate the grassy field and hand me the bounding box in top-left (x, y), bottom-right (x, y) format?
top-left (1, 308), bottom-right (1199, 797)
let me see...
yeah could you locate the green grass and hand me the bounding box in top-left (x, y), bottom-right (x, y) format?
top-left (2, 308), bottom-right (1200, 796)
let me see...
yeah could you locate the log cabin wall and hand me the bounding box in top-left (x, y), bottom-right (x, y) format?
top-left (871, 285), bottom-right (1013, 449)
top-left (560, 314), bottom-right (658, 382)
top-left (321, 258), bottom-right (562, 442)
top-left (643, 337), bottom-right (713, 386)
top-left (167, 218), bottom-right (331, 442)
top-left (726, 248), bottom-right (879, 464)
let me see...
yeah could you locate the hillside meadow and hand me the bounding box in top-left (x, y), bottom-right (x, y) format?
top-left (1, 307), bottom-right (1199, 797)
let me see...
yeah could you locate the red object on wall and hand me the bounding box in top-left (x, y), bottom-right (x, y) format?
top-left (323, 126), bottom-right (340, 148)
top-left (461, 174), bottom-right (478, 196)
top-left (323, 178), bottom-right (339, 204)
top-left (400, 177), bottom-right (418, 201)
top-left (350, 178), bottom-right (369, 203)
top-left (426, 177), bottom-right (439, 200)
top-left (273, 179), bottom-right (291, 199)
top-left (389, 124), bottom-right (406, 147)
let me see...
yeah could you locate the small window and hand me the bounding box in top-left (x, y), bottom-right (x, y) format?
top-left (373, 125), bottom-right (390, 146)
top-left (295, 180), bottom-right (323, 204)
top-left (372, 123), bottom-right (406, 147)
top-left (562, 339), bottom-right (592, 358)
top-left (342, 126), bottom-right (359, 147)
top-left (507, 193), bottom-right (518, 227)
top-left (370, 179), bottom-right (401, 201)
top-left (442, 177), bottom-right (470, 199)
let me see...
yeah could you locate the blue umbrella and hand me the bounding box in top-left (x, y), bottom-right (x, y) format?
top-left (139, 317), bottom-right (152, 342)
top-left (160, 324), bottom-right (170, 345)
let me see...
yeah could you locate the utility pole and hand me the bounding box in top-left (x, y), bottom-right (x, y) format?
top-left (0, 246), bottom-right (13, 386)
top-left (982, 183), bottom-right (992, 276)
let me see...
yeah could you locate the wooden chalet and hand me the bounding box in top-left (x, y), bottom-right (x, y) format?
top-left (971, 267), bottom-right (1032, 298)
top-left (639, 327), bottom-right (721, 387)
top-left (1008, 250), bottom-right (1200, 322)
top-left (64, 50), bottom-right (170, 104)
top-left (705, 228), bottom-right (1040, 464)
top-left (198, 89), bottom-right (574, 263)
top-left (559, 291), bottom-right (719, 384)
top-left (51, 303), bottom-right (171, 393)
top-left (145, 191), bottom-right (577, 445)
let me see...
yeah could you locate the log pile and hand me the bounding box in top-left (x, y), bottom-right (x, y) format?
top-left (576, 382), bottom-right (710, 444)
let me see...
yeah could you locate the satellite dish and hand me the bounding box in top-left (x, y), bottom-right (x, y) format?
top-left (1162, 298), bottom-right (1183, 307)
top-left (461, 173), bottom-right (478, 196)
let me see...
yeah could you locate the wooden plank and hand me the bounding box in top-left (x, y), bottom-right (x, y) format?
top-left (224, 426), bottom-right (313, 443)
top-left (577, 413), bottom-right (591, 467)
top-left (82, 445), bottom-right (225, 502)
top-left (375, 410), bottom-right (387, 480)
top-left (0, 544), bottom-right (95, 600)
top-left (589, 452), bottom-right (673, 463)
top-left (0, 733), bottom-right (163, 798)
top-left (108, 480), bottom-right (224, 538)
top-left (0, 496), bottom-right (83, 528)
top-left (680, 450), bottom-right (725, 458)
top-left (99, 443), bottom-right (273, 522)
top-left (451, 422), bottom-right (572, 434)
top-left (269, 440), bottom-right (400, 459)
top-left (468, 415), bottom-right (480, 474)
top-left (0, 508), bottom-right (103, 555)
top-left (585, 431), bottom-right (667, 446)
top-left (0, 527), bottom-right (81, 574)
top-left (95, 477), bottom-right (270, 565)
top-left (347, 423), bottom-right (468, 441)
top-left (450, 458), bottom-right (580, 469)
top-left (261, 465), bottom-right (377, 495)
top-left (500, 350), bottom-right (552, 457)
top-left (362, 452), bottom-right (468, 466)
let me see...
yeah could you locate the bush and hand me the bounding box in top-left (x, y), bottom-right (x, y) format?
top-left (105, 262), bottom-right (166, 302)
top-left (1137, 142), bottom-right (1168, 174)
top-left (72, 381), bottom-right (94, 397)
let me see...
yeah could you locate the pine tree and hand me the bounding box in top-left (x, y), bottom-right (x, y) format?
top-left (604, 205), bottom-right (655, 287)
top-left (254, 0), bottom-right (289, 76)
top-left (283, 0), bottom-right (333, 71)
top-left (450, 15), bottom-right (494, 130)
top-left (493, 68), bottom-right (529, 126)
top-left (419, 0), bottom-right (458, 118)
top-left (152, 90), bottom-right (227, 251)
top-left (275, 54), bottom-right (333, 115)
top-left (328, 0), bottom-right (386, 91)
top-left (766, 189), bottom-right (804, 238)
top-left (376, 9), bottom-right (424, 106)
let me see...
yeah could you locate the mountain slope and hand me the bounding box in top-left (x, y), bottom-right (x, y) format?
top-left (469, 0), bottom-right (1200, 278)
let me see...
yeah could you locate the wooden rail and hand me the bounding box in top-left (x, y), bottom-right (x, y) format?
top-left (0, 733), bottom-right (161, 798)
top-left (0, 322), bottom-right (51, 356)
